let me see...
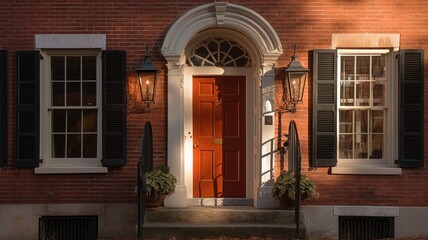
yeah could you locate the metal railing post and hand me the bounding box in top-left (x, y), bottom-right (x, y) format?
top-left (287, 120), bottom-right (301, 240)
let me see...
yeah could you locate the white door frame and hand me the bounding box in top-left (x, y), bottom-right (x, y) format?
top-left (183, 67), bottom-right (254, 199)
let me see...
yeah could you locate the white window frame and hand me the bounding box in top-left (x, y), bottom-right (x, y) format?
top-left (332, 49), bottom-right (401, 175)
top-left (34, 34), bottom-right (107, 174)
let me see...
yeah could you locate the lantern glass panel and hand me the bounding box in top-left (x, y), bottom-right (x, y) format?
top-left (138, 72), bottom-right (156, 102)
top-left (287, 72), bottom-right (306, 104)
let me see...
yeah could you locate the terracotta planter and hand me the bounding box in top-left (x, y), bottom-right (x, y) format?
top-left (279, 197), bottom-right (295, 209)
top-left (145, 194), bottom-right (166, 208)
top-left (279, 196), bottom-right (303, 209)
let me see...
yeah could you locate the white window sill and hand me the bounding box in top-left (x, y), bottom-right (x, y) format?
top-left (334, 206), bottom-right (399, 217)
top-left (34, 166), bottom-right (108, 174)
top-left (331, 166), bottom-right (402, 175)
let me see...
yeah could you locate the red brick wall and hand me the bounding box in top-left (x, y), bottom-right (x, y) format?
top-left (0, 0), bottom-right (427, 206)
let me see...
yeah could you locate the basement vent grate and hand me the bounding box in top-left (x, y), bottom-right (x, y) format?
top-left (39, 215), bottom-right (98, 240)
top-left (339, 216), bottom-right (394, 240)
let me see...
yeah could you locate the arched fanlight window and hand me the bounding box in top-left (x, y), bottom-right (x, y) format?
top-left (187, 38), bottom-right (251, 67)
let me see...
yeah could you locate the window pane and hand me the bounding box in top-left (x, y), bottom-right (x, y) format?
top-left (66, 56), bottom-right (81, 80)
top-left (373, 82), bottom-right (385, 106)
top-left (207, 55), bottom-right (216, 66)
top-left (372, 55), bottom-right (386, 80)
top-left (354, 110), bottom-right (368, 133)
top-left (52, 134), bottom-right (65, 158)
top-left (207, 41), bottom-right (217, 53)
top-left (82, 56), bottom-right (96, 80)
top-left (52, 109), bottom-right (66, 132)
top-left (67, 109), bottom-right (81, 132)
top-left (339, 110), bottom-right (353, 133)
top-left (341, 56), bottom-right (354, 80)
top-left (340, 82), bottom-right (354, 106)
top-left (356, 82), bottom-right (370, 106)
top-left (52, 82), bottom-right (65, 106)
top-left (83, 110), bottom-right (97, 132)
top-left (356, 56), bottom-right (370, 79)
top-left (82, 82), bottom-right (96, 106)
top-left (67, 134), bottom-right (81, 158)
top-left (51, 56), bottom-right (65, 80)
top-left (83, 134), bottom-right (97, 158)
top-left (189, 56), bottom-right (203, 66)
top-left (230, 46), bottom-right (244, 59)
top-left (370, 134), bottom-right (383, 159)
top-left (355, 134), bottom-right (368, 159)
top-left (67, 82), bottom-right (81, 106)
top-left (195, 46), bottom-right (209, 59)
top-left (236, 56), bottom-right (250, 67)
top-left (339, 134), bottom-right (353, 159)
top-left (220, 40), bottom-right (229, 52)
top-left (371, 110), bottom-right (384, 133)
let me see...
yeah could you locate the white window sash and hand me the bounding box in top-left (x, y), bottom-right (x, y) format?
top-left (39, 51), bottom-right (103, 168)
top-left (335, 49), bottom-right (398, 169)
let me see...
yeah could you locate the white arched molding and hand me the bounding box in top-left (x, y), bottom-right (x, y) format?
top-left (161, 2), bottom-right (282, 63)
top-left (162, 2), bottom-right (282, 208)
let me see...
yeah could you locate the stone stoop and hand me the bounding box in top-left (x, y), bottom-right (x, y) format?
top-left (141, 200), bottom-right (305, 239)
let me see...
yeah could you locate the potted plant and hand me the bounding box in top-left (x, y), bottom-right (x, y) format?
top-left (272, 170), bottom-right (319, 209)
top-left (145, 163), bottom-right (177, 208)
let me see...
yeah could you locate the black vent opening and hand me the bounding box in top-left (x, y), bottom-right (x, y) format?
top-left (39, 215), bottom-right (98, 240)
top-left (339, 216), bottom-right (394, 240)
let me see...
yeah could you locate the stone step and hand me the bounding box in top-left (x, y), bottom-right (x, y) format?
top-left (142, 206), bottom-right (305, 239)
top-left (145, 206), bottom-right (301, 225)
top-left (142, 222), bottom-right (304, 239)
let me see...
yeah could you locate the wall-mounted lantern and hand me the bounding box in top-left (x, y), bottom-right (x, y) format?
top-left (283, 44), bottom-right (309, 112)
top-left (135, 55), bottom-right (158, 113)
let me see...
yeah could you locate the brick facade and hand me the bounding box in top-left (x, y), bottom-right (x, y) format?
top-left (0, 0), bottom-right (427, 207)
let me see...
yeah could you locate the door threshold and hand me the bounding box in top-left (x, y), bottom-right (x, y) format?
top-left (188, 198), bottom-right (253, 207)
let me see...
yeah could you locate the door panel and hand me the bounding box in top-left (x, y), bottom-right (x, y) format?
top-left (223, 151), bottom-right (239, 180)
top-left (224, 102), bottom-right (239, 137)
top-left (193, 76), bottom-right (246, 198)
top-left (199, 102), bottom-right (214, 137)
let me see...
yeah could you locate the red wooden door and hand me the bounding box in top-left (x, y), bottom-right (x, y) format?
top-left (193, 76), bottom-right (246, 198)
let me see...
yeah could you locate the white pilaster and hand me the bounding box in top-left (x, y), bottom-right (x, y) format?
top-left (164, 61), bottom-right (187, 208)
top-left (255, 63), bottom-right (279, 209)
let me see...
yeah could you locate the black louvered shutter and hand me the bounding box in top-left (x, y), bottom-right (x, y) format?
top-left (311, 50), bottom-right (337, 168)
top-left (16, 51), bottom-right (40, 168)
top-left (0, 50), bottom-right (7, 166)
top-left (399, 49), bottom-right (424, 168)
top-left (101, 51), bottom-right (127, 167)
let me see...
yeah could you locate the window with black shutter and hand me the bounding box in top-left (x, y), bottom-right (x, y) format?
top-left (16, 49), bottom-right (127, 171)
top-left (312, 48), bottom-right (424, 172)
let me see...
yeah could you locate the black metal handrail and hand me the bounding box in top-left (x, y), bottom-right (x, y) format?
top-left (137, 121), bottom-right (152, 240)
top-left (287, 120), bottom-right (302, 240)
top-left (137, 159), bottom-right (146, 240)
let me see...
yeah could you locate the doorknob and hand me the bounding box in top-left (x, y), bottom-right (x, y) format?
top-left (193, 143), bottom-right (199, 148)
